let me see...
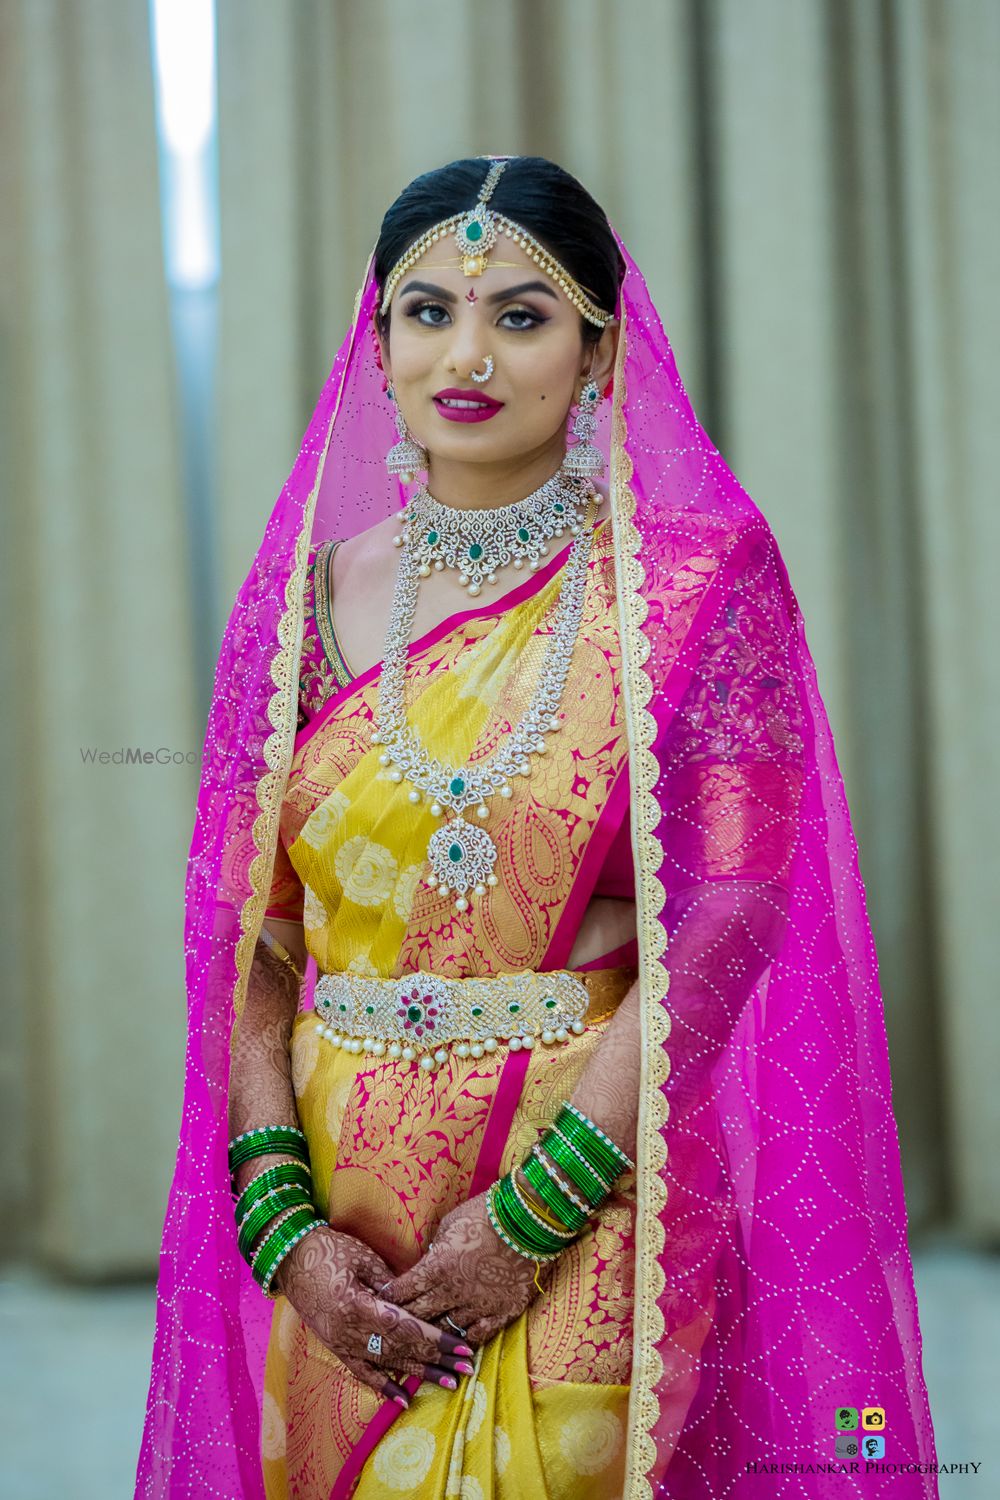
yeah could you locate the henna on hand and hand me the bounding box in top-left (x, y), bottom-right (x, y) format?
top-left (382, 1193), bottom-right (546, 1348)
top-left (275, 1225), bottom-right (475, 1405)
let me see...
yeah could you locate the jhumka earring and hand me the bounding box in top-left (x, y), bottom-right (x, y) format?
top-left (385, 383), bottom-right (428, 484)
top-left (562, 370), bottom-right (605, 480)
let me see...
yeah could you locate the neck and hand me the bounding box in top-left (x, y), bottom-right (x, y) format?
top-left (424, 439), bottom-right (568, 509)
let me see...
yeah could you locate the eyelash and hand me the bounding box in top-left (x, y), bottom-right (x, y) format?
top-left (405, 300), bottom-right (545, 331)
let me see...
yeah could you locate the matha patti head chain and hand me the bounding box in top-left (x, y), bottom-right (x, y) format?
top-left (381, 155), bottom-right (614, 485)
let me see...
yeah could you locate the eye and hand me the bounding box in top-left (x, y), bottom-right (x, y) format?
top-left (498, 306), bottom-right (545, 330)
top-left (405, 300), bottom-right (451, 327)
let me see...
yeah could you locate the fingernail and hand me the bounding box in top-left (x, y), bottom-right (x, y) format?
top-left (455, 1361), bottom-right (474, 1375)
top-left (394, 1395), bottom-right (409, 1409)
top-left (455, 1344), bottom-right (474, 1356)
top-left (439, 1376), bottom-right (458, 1390)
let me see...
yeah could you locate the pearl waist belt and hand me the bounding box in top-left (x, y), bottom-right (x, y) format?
top-left (311, 967), bottom-right (631, 1073)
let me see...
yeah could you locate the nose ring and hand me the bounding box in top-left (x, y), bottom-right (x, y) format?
top-left (469, 355), bottom-right (494, 385)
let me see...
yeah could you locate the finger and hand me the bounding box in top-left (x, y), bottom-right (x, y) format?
top-left (441, 1312), bottom-right (477, 1347)
top-left (421, 1363), bottom-right (460, 1391)
top-left (353, 1246), bottom-right (395, 1289)
top-left (374, 1300), bottom-right (474, 1362)
top-left (399, 1289), bottom-right (456, 1324)
top-left (380, 1260), bottom-right (434, 1306)
top-left (339, 1353), bottom-right (411, 1409)
top-left (463, 1316), bottom-right (502, 1347)
top-left (380, 1346), bottom-right (472, 1381)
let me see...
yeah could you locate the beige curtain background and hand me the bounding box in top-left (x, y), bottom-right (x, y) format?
top-left (0, 0), bottom-right (198, 1272)
top-left (1, 0), bottom-right (996, 1276)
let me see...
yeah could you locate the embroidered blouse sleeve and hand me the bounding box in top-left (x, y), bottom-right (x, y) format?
top-left (298, 537), bottom-right (354, 728)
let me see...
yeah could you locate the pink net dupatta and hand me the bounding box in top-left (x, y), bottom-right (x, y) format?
top-left (135, 234), bottom-right (938, 1497)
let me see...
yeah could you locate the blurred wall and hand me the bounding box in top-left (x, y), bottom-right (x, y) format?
top-left (0, 0), bottom-right (197, 1274)
top-left (1, 0), bottom-right (997, 1276)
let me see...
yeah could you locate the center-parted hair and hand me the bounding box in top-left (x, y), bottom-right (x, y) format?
top-left (374, 156), bottom-right (625, 345)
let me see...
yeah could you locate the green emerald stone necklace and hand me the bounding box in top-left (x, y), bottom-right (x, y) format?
top-left (393, 471), bottom-right (590, 597)
top-left (373, 472), bottom-right (599, 914)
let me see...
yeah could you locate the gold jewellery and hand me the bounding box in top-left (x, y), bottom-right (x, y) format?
top-left (379, 158), bottom-right (614, 329)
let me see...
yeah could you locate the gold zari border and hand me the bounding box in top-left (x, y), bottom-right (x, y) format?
top-left (231, 252), bottom-right (375, 1037)
top-left (608, 305), bottom-right (672, 1499)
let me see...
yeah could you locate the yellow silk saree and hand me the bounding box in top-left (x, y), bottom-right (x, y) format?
top-left (262, 517), bottom-right (639, 1498)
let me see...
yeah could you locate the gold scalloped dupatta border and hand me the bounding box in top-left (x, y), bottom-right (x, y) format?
top-left (608, 305), bottom-right (672, 1500)
top-left (231, 251), bottom-right (375, 1037)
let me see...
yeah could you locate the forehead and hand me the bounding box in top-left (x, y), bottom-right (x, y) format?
top-left (395, 231), bottom-right (569, 305)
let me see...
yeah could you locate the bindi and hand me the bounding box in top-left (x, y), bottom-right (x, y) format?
top-left (465, 288), bottom-right (478, 303)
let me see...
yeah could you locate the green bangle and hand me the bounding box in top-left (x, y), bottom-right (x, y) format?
top-left (491, 1175), bottom-right (568, 1257)
top-left (237, 1184), bottom-right (314, 1262)
top-left (251, 1206), bottom-right (325, 1297)
top-left (485, 1182), bottom-right (562, 1265)
top-left (228, 1125), bottom-right (309, 1176)
top-left (542, 1128), bottom-right (612, 1205)
top-left (234, 1161), bottom-right (313, 1223)
top-left (527, 1144), bottom-right (593, 1218)
top-left (508, 1171), bottom-right (578, 1241)
top-left (555, 1101), bottom-right (634, 1174)
top-left (521, 1153), bottom-right (590, 1233)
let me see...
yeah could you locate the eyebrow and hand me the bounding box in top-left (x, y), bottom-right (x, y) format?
top-left (398, 278), bottom-right (560, 306)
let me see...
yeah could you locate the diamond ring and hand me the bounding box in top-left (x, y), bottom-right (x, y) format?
top-left (367, 1333), bottom-right (383, 1359)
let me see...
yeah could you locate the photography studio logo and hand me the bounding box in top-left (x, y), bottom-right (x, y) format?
top-left (834, 1406), bottom-right (885, 1460)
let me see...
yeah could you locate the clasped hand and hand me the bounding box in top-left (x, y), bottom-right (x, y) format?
top-left (381, 1190), bottom-right (545, 1347)
top-left (274, 1224), bottom-right (474, 1407)
top-left (275, 1194), bottom-right (546, 1404)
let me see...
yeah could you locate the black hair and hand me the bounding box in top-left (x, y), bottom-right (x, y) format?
top-left (373, 155), bottom-right (625, 347)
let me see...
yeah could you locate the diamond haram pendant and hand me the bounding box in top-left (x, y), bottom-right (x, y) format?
top-left (374, 486), bottom-right (599, 916)
top-left (426, 816), bottom-right (499, 910)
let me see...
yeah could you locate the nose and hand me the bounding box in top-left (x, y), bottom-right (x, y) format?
top-left (446, 314), bottom-right (489, 379)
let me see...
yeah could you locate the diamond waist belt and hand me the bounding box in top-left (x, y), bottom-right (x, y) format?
top-left (311, 966), bottom-right (636, 1073)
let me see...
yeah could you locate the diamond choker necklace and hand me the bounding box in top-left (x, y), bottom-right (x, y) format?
top-left (393, 471), bottom-right (590, 597)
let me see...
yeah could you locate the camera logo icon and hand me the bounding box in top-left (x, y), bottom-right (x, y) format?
top-left (861, 1434), bottom-right (885, 1459)
top-left (862, 1407), bottom-right (885, 1431)
top-left (835, 1407), bottom-right (859, 1430)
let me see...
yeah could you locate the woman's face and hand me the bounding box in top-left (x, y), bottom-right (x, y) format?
top-left (378, 233), bottom-right (617, 493)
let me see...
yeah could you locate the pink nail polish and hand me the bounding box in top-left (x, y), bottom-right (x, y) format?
top-left (439, 1376), bottom-right (458, 1390)
top-left (455, 1343), bottom-right (474, 1356)
top-left (394, 1395), bottom-right (409, 1409)
top-left (455, 1361), bottom-right (474, 1375)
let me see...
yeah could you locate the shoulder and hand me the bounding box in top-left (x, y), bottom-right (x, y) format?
top-left (327, 513), bottom-right (400, 587)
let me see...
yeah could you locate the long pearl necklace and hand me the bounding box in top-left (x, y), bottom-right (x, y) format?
top-left (373, 479), bottom-right (599, 914)
top-left (394, 473), bottom-right (590, 597)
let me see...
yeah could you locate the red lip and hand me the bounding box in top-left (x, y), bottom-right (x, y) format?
top-left (432, 387), bottom-right (505, 423)
top-left (434, 387), bottom-right (504, 407)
